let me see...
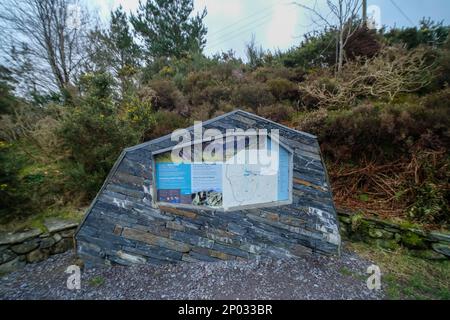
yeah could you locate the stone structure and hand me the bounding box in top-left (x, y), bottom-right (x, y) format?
top-left (338, 210), bottom-right (450, 260)
top-left (75, 110), bottom-right (341, 267)
top-left (0, 219), bottom-right (78, 273)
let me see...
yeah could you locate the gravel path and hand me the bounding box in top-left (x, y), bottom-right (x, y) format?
top-left (0, 245), bottom-right (385, 300)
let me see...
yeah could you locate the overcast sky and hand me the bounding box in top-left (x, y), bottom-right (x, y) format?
top-left (89, 0), bottom-right (450, 59)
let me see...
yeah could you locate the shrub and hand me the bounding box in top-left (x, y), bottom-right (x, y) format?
top-left (144, 111), bottom-right (189, 140)
top-left (299, 46), bottom-right (436, 109)
top-left (266, 78), bottom-right (298, 101)
top-left (257, 104), bottom-right (295, 123)
top-left (59, 73), bottom-right (139, 192)
top-left (231, 83), bottom-right (274, 110)
top-left (147, 79), bottom-right (187, 111)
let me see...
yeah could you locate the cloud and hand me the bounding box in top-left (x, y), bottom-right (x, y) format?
top-left (264, 2), bottom-right (298, 50)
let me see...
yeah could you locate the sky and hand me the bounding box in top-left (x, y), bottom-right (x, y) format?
top-left (89, 0), bottom-right (450, 59)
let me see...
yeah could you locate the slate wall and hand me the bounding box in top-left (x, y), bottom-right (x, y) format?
top-left (75, 110), bottom-right (341, 267)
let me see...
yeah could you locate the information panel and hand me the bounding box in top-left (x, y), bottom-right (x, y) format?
top-left (154, 140), bottom-right (291, 210)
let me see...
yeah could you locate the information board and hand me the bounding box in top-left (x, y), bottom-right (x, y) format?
top-left (154, 140), bottom-right (291, 210)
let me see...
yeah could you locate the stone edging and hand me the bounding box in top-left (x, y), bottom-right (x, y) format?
top-left (337, 210), bottom-right (450, 260)
top-left (0, 219), bottom-right (78, 273)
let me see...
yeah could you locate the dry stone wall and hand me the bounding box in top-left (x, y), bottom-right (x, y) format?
top-left (338, 210), bottom-right (450, 260)
top-left (0, 219), bottom-right (78, 273)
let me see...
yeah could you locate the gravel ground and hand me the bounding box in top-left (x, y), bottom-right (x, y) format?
top-left (0, 245), bottom-right (385, 300)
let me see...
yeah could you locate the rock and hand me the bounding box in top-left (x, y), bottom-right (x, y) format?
top-left (11, 239), bottom-right (39, 254)
top-left (43, 219), bottom-right (79, 233)
top-left (375, 239), bottom-right (400, 251)
top-left (26, 249), bottom-right (48, 263)
top-left (0, 249), bottom-right (17, 264)
top-left (429, 231), bottom-right (450, 243)
top-left (121, 227), bottom-right (190, 253)
top-left (432, 243), bottom-right (450, 258)
top-left (0, 257), bottom-right (26, 273)
top-left (401, 231), bottom-right (427, 249)
top-left (60, 229), bottom-right (76, 238)
top-left (51, 238), bottom-right (73, 254)
top-left (53, 233), bottom-right (62, 243)
top-left (368, 228), bottom-right (393, 239)
top-left (117, 250), bottom-right (146, 264)
top-left (40, 237), bottom-right (56, 249)
top-left (0, 229), bottom-right (42, 245)
top-left (74, 257), bottom-right (85, 270)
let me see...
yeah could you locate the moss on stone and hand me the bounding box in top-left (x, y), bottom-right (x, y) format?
top-left (401, 231), bottom-right (426, 249)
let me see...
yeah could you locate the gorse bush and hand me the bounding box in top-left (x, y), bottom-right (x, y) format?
top-left (59, 73), bottom-right (140, 196)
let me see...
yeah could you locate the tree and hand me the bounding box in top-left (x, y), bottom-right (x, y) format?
top-left (130, 0), bottom-right (207, 60)
top-left (0, 0), bottom-right (92, 99)
top-left (384, 18), bottom-right (450, 49)
top-left (0, 66), bottom-right (19, 114)
top-left (295, 0), bottom-right (363, 74)
top-left (245, 34), bottom-right (266, 70)
top-left (88, 6), bottom-right (141, 98)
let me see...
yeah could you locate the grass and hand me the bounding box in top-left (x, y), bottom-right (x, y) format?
top-left (347, 241), bottom-right (450, 300)
top-left (0, 206), bottom-right (85, 233)
top-left (88, 276), bottom-right (105, 287)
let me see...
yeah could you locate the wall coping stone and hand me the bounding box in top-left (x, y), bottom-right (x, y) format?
top-left (0, 229), bottom-right (43, 245)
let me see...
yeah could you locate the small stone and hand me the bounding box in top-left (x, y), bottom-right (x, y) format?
top-left (0, 257), bottom-right (26, 273)
top-left (11, 239), bottom-right (39, 254)
top-left (432, 243), bottom-right (450, 257)
top-left (51, 238), bottom-right (73, 254)
top-left (52, 233), bottom-right (62, 243)
top-left (26, 249), bottom-right (48, 263)
top-left (40, 237), bottom-right (56, 249)
top-left (368, 228), bottom-right (393, 239)
top-left (0, 249), bottom-right (17, 264)
top-left (376, 239), bottom-right (399, 251)
top-left (60, 229), bottom-right (76, 238)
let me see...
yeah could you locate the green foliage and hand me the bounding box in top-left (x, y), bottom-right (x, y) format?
top-left (88, 6), bottom-right (141, 97)
top-left (145, 110), bottom-right (189, 140)
top-left (59, 73), bottom-right (140, 197)
top-left (145, 79), bottom-right (186, 111)
top-left (131, 0), bottom-right (207, 59)
top-left (0, 65), bottom-right (19, 114)
top-left (277, 29), bottom-right (337, 69)
top-left (408, 182), bottom-right (450, 224)
top-left (231, 83), bottom-right (274, 110)
top-left (257, 104), bottom-right (295, 123)
top-left (266, 78), bottom-right (298, 101)
top-left (384, 18), bottom-right (450, 49)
